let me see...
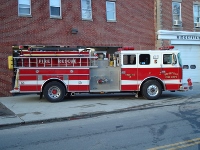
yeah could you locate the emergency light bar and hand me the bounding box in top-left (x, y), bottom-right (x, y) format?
top-left (159, 45), bottom-right (174, 50)
top-left (118, 47), bottom-right (134, 51)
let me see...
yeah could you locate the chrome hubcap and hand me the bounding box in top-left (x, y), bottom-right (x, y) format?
top-left (48, 86), bottom-right (61, 99)
top-left (147, 85), bottom-right (158, 97)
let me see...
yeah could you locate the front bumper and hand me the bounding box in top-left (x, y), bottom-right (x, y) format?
top-left (179, 83), bottom-right (193, 91)
top-left (10, 89), bottom-right (20, 93)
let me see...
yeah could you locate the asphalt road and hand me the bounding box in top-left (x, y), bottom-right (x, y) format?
top-left (0, 97), bottom-right (200, 150)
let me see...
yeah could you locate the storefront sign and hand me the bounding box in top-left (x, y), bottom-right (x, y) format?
top-left (177, 35), bottom-right (200, 40)
top-left (157, 30), bottom-right (200, 44)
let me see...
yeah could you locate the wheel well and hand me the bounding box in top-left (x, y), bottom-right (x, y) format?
top-left (140, 78), bottom-right (165, 91)
top-left (41, 79), bottom-right (67, 94)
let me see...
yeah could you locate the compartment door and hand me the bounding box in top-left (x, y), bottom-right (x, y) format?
top-left (121, 54), bottom-right (138, 91)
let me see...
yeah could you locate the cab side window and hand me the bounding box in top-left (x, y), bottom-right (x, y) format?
top-left (123, 55), bottom-right (136, 65)
top-left (139, 54), bottom-right (150, 65)
top-left (163, 54), bottom-right (172, 64)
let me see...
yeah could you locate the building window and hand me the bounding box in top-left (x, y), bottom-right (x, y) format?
top-left (81, 0), bottom-right (92, 20)
top-left (18, 0), bottom-right (31, 16)
top-left (190, 65), bottom-right (196, 69)
top-left (183, 65), bottom-right (189, 69)
top-left (172, 2), bottom-right (182, 26)
top-left (193, 4), bottom-right (200, 28)
top-left (106, 1), bottom-right (116, 21)
top-left (50, 0), bottom-right (61, 18)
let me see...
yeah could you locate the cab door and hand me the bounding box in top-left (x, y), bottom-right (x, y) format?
top-left (120, 53), bottom-right (139, 91)
top-left (161, 53), bottom-right (180, 90)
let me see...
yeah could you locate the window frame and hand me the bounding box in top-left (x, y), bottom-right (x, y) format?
top-left (49, 0), bottom-right (62, 19)
top-left (81, 0), bottom-right (92, 20)
top-left (172, 1), bottom-right (182, 26)
top-left (106, 1), bottom-right (116, 22)
top-left (18, 0), bottom-right (31, 17)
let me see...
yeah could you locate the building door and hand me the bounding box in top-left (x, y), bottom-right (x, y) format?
top-left (174, 45), bottom-right (200, 83)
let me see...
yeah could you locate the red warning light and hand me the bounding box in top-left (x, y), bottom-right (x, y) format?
top-left (159, 45), bottom-right (174, 50)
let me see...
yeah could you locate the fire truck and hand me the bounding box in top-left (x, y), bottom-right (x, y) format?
top-left (8, 46), bottom-right (192, 102)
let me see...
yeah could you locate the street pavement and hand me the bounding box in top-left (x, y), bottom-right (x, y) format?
top-left (0, 83), bottom-right (199, 127)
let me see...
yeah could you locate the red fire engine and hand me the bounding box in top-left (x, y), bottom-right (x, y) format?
top-left (8, 46), bottom-right (192, 102)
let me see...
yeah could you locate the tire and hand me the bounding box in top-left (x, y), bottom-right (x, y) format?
top-left (43, 81), bottom-right (65, 102)
top-left (141, 80), bottom-right (162, 100)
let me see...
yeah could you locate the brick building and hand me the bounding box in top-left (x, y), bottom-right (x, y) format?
top-left (156, 0), bottom-right (200, 83)
top-left (0, 0), bottom-right (156, 97)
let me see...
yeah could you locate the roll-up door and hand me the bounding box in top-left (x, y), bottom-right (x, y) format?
top-left (174, 45), bottom-right (200, 83)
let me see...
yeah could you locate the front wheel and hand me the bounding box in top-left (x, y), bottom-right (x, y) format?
top-left (141, 80), bottom-right (162, 100)
top-left (43, 81), bottom-right (65, 102)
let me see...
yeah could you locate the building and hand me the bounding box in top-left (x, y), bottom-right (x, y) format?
top-left (156, 0), bottom-right (200, 83)
top-left (0, 0), bottom-right (156, 97)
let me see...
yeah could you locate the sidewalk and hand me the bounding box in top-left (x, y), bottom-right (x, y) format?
top-left (0, 83), bottom-right (199, 127)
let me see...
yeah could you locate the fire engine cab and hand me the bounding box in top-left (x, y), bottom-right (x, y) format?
top-left (8, 46), bottom-right (192, 102)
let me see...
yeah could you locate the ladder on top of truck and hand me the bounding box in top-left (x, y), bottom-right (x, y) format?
top-left (12, 53), bottom-right (98, 68)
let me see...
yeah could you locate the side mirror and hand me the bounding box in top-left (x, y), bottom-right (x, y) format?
top-left (172, 53), bottom-right (176, 65)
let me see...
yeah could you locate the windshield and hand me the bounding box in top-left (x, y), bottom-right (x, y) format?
top-left (177, 53), bottom-right (182, 66)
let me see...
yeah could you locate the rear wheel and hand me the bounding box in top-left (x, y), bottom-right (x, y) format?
top-left (43, 81), bottom-right (65, 102)
top-left (141, 80), bottom-right (162, 100)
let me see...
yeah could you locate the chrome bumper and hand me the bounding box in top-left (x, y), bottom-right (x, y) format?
top-left (10, 89), bottom-right (20, 93)
top-left (179, 84), bottom-right (193, 91)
